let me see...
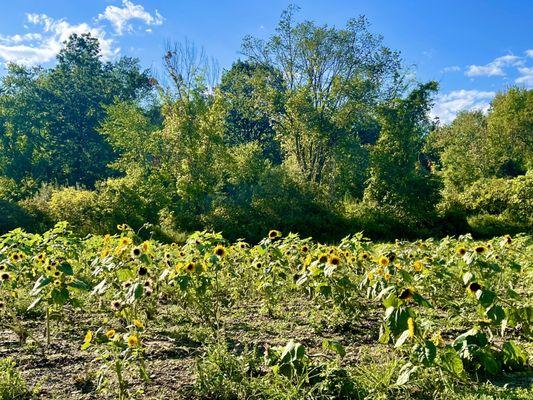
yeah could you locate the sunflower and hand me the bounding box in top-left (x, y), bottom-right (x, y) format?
top-left (318, 253), bottom-right (329, 264)
top-left (10, 253), bottom-right (20, 263)
top-left (413, 261), bottom-right (424, 272)
top-left (105, 329), bottom-right (116, 339)
top-left (360, 252), bottom-right (369, 261)
top-left (378, 256), bottom-right (390, 267)
top-left (467, 282), bottom-right (481, 292)
top-left (1, 272), bottom-right (10, 281)
top-left (399, 287), bottom-right (415, 301)
top-left (0, 265), bottom-right (5, 271)
top-left (138, 266), bottom-right (148, 276)
top-left (101, 248), bottom-right (110, 258)
top-left (144, 287), bottom-right (153, 297)
top-left (407, 317), bottom-right (415, 338)
top-left (127, 334), bottom-right (140, 347)
top-left (474, 245), bottom-right (486, 254)
top-left (0, 301), bottom-right (5, 310)
top-left (111, 300), bottom-right (122, 310)
top-left (122, 281), bottom-right (132, 289)
top-left (141, 241), bottom-right (151, 253)
top-left (301, 245), bottom-right (309, 253)
top-left (268, 230), bottom-right (281, 240)
top-left (384, 272), bottom-right (392, 281)
top-left (367, 272), bottom-right (374, 280)
top-left (144, 279), bottom-right (153, 288)
top-left (84, 330), bottom-right (93, 345)
top-left (328, 255), bottom-right (341, 266)
top-left (456, 247), bottom-right (467, 256)
top-left (133, 319), bottom-right (144, 329)
top-left (119, 237), bottom-right (132, 247)
top-left (36, 253), bottom-right (45, 262)
top-left (53, 279), bottom-right (61, 287)
top-left (504, 235), bottom-right (512, 245)
top-left (131, 247), bottom-right (142, 258)
top-left (185, 262), bottom-right (196, 273)
top-left (253, 261), bottom-right (263, 269)
top-left (213, 245), bottom-right (227, 257)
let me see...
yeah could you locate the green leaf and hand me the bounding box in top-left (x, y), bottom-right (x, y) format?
top-left (476, 289), bottom-right (496, 308)
top-left (27, 296), bottom-right (42, 311)
top-left (486, 304), bottom-right (505, 324)
top-left (68, 279), bottom-right (91, 291)
top-left (396, 362), bottom-right (418, 385)
top-left (57, 262), bottom-right (73, 276)
top-left (31, 276), bottom-right (51, 295)
top-left (415, 341), bottom-right (437, 366)
top-left (439, 347), bottom-right (465, 378)
top-left (502, 341), bottom-right (528, 370)
top-left (462, 272), bottom-right (474, 285)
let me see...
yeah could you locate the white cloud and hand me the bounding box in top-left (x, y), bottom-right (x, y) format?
top-left (97, 0), bottom-right (163, 35)
top-left (442, 65), bottom-right (460, 73)
top-left (0, 13), bottom-right (118, 65)
top-left (515, 66), bottom-right (533, 87)
top-left (431, 89), bottom-right (495, 124)
top-left (465, 54), bottom-right (523, 77)
top-left (525, 49), bottom-right (533, 58)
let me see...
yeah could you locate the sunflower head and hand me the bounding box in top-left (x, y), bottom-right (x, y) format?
top-left (468, 282), bottom-right (481, 293)
top-left (474, 245), bottom-right (486, 254)
top-left (119, 237), bottom-right (132, 247)
top-left (1, 272), bottom-right (10, 281)
top-left (360, 252), bottom-right (369, 261)
top-left (318, 253), bottom-right (329, 264)
top-left (185, 262), bottom-right (196, 273)
top-left (504, 235), bottom-right (512, 245)
top-left (131, 247), bottom-right (142, 258)
top-left (105, 329), bottom-right (116, 339)
top-left (378, 256), bottom-right (390, 267)
top-left (413, 261), bottom-right (424, 272)
top-left (111, 300), bottom-right (122, 310)
top-left (138, 266), bottom-right (148, 276)
top-left (127, 334), bottom-right (140, 347)
top-left (301, 245), bottom-right (309, 253)
top-left (213, 245), bottom-right (227, 257)
top-left (133, 319), bottom-right (144, 329)
top-left (384, 272), bottom-right (392, 281)
top-left (456, 246), bottom-right (467, 256)
top-left (268, 230), bottom-right (281, 240)
top-left (328, 255), bottom-right (341, 266)
top-left (399, 287), bottom-right (415, 301)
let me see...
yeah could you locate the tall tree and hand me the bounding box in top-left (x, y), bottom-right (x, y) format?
top-left (0, 33), bottom-right (152, 187)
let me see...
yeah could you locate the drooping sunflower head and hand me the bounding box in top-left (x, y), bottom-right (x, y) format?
top-left (213, 245), bottom-right (227, 257)
top-left (399, 287), bottom-right (415, 301)
top-left (318, 253), bottom-right (329, 264)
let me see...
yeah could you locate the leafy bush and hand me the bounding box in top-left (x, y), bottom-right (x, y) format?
top-left (0, 358), bottom-right (29, 400)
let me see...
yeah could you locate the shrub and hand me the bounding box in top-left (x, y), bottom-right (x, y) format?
top-left (0, 358), bottom-right (29, 400)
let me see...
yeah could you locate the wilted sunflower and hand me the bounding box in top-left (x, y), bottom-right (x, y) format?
top-left (318, 253), bottom-right (329, 264)
top-left (268, 230), bottom-right (281, 240)
top-left (474, 245), bottom-right (486, 254)
top-left (378, 256), bottom-right (390, 267)
top-left (328, 255), bottom-right (341, 266)
top-left (213, 245), bottom-right (227, 257)
top-left (127, 334), bottom-right (140, 347)
top-left (399, 287), bottom-right (415, 301)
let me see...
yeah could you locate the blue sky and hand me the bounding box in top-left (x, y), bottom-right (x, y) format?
top-left (0, 0), bottom-right (531, 123)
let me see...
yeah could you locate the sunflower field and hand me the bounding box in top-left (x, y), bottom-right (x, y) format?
top-left (0, 222), bottom-right (531, 399)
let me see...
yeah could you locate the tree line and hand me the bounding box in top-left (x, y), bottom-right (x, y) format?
top-left (1, 7), bottom-right (531, 241)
